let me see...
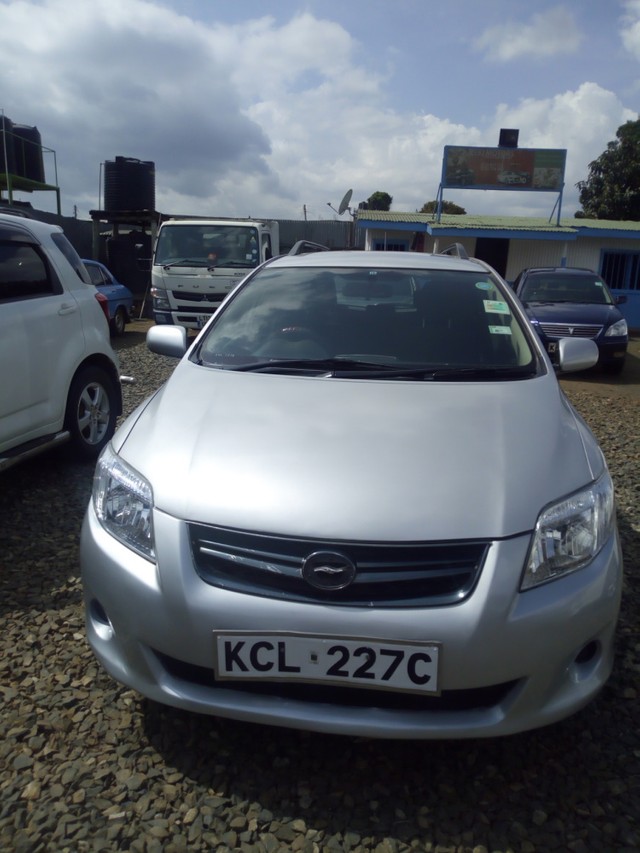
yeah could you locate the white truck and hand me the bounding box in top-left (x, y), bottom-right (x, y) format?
top-left (150, 217), bottom-right (280, 329)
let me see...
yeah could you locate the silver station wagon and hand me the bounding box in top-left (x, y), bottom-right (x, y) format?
top-left (81, 249), bottom-right (623, 739)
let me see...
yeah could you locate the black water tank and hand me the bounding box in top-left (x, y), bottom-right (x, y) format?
top-left (104, 156), bottom-right (155, 211)
top-left (12, 124), bottom-right (45, 182)
top-left (0, 115), bottom-right (16, 175)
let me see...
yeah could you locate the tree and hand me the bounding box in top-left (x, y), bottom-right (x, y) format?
top-left (576, 118), bottom-right (640, 220)
top-left (420, 200), bottom-right (466, 215)
top-left (367, 191), bottom-right (392, 211)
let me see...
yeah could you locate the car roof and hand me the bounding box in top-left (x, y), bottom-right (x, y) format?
top-left (269, 250), bottom-right (491, 274)
top-left (521, 266), bottom-right (598, 276)
top-left (0, 211), bottom-right (62, 240)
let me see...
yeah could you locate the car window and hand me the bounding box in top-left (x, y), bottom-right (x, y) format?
top-left (85, 263), bottom-right (106, 286)
top-left (520, 273), bottom-right (612, 305)
top-left (51, 232), bottom-right (92, 284)
top-left (0, 242), bottom-right (59, 301)
top-left (197, 266), bottom-right (535, 372)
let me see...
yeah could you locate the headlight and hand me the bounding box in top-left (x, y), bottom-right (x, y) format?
top-left (151, 286), bottom-right (171, 311)
top-left (93, 443), bottom-right (155, 561)
top-left (521, 471), bottom-right (615, 590)
top-left (604, 319), bottom-right (628, 338)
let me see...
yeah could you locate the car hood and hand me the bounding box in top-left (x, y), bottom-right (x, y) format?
top-left (523, 301), bottom-right (623, 330)
top-left (116, 362), bottom-right (603, 541)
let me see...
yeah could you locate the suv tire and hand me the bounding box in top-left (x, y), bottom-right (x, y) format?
top-left (64, 366), bottom-right (118, 460)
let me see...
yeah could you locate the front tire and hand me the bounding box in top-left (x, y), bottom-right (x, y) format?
top-left (64, 366), bottom-right (118, 460)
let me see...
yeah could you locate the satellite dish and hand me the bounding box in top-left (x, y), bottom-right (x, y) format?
top-left (338, 188), bottom-right (353, 215)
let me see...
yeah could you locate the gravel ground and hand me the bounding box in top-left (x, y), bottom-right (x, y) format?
top-left (1, 323), bottom-right (639, 853)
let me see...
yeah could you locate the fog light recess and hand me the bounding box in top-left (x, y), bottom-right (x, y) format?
top-left (575, 640), bottom-right (599, 665)
top-left (90, 599), bottom-right (114, 641)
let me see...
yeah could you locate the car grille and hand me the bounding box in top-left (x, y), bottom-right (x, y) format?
top-left (152, 649), bottom-right (520, 712)
top-left (539, 322), bottom-right (602, 339)
top-left (188, 523), bottom-right (489, 607)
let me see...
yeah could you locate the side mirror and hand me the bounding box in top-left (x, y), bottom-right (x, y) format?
top-left (615, 294), bottom-right (627, 305)
top-left (557, 337), bottom-right (598, 373)
top-left (147, 325), bottom-right (188, 359)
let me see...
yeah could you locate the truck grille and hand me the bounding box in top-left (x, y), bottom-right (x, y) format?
top-left (188, 523), bottom-right (489, 608)
top-left (170, 290), bottom-right (219, 302)
top-left (539, 323), bottom-right (602, 339)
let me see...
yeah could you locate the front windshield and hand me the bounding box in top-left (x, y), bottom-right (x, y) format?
top-left (196, 266), bottom-right (536, 375)
top-left (154, 224), bottom-right (260, 268)
top-left (520, 273), bottom-right (613, 305)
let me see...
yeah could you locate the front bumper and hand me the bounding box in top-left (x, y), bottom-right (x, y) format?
top-left (80, 505), bottom-right (623, 739)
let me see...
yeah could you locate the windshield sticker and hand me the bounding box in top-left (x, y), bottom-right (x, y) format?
top-left (489, 325), bottom-right (512, 335)
top-left (483, 300), bottom-right (510, 315)
top-left (475, 281), bottom-right (492, 290)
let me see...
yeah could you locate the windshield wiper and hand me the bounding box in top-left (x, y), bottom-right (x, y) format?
top-left (428, 365), bottom-right (537, 380)
top-left (162, 258), bottom-right (209, 269)
top-left (205, 357), bottom-right (536, 380)
top-left (221, 357), bottom-right (398, 374)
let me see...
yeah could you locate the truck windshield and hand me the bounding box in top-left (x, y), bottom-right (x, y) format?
top-left (154, 225), bottom-right (260, 268)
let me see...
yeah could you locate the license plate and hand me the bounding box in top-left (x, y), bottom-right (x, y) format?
top-left (213, 632), bottom-right (440, 694)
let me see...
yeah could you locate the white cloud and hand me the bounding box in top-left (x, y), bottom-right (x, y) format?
top-left (621, 0), bottom-right (640, 59)
top-left (474, 6), bottom-right (583, 62)
top-left (0, 0), bottom-right (274, 213)
top-left (0, 0), bottom-right (634, 222)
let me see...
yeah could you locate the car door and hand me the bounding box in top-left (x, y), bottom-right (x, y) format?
top-left (0, 235), bottom-right (85, 450)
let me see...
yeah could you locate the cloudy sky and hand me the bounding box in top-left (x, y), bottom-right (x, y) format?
top-left (1, 0), bottom-right (638, 221)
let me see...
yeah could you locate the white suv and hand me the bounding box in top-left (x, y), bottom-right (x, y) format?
top-left (0, 212), bottom-right (122, 471)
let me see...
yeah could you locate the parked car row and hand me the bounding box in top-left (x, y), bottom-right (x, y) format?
top-left (0, 210), bottom-right (626, 741)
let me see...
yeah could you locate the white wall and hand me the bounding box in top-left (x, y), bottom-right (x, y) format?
top-left (365, 227), bottom-right (640, 284)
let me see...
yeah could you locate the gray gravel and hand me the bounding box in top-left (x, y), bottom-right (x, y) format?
top-left (1, 323), bottom-right (639, 853)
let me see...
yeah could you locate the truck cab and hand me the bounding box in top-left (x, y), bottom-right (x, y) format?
top-left (151, 218), bottom-right (279, 329)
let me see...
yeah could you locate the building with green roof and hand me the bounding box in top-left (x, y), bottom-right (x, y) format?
top-left (356, 211), bottom-right (640, 328)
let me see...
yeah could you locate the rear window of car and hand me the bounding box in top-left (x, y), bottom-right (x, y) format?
top-left (51, 232), bottom-right (92, 284)
top-left (85, 263), bottom-right (107, 286)
top-left (197, 266), bottom-right (535, 372)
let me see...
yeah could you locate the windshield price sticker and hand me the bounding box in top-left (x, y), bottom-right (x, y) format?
top-left (483, 300), bottom-right (510, 314)
top-left (213, 633), bottom-right (440, 694)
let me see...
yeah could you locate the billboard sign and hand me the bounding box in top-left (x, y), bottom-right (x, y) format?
top-left (442, 145), bottom-right (566, 192)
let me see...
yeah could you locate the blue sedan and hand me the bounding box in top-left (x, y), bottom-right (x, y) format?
top-left (83, 259), bottom-right (135, 336)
